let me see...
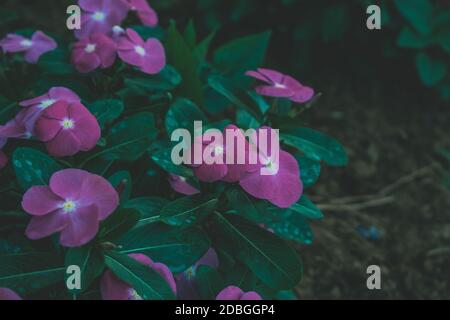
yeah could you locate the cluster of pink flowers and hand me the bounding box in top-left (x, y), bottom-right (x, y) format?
top-left (0, 87), bottom-right (101, 160)
top-left (71, 0), bottom-right (165, 74)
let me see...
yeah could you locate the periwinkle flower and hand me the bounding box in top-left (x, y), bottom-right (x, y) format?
top-left (216, 286), bottom-right (262, 300)
top-left (100, 253), bottom-right (176, 300)
top-left (117, 28), bottom-right (165, 75)
top-left (22, 169), bottom-right (119, 247)
top-left (0, 31), bottom-right (57, 64)
top-left (122, 0), bottom-right (158, 26)
top-left (19, 87), bottom-right (80, 135)
top-left (34, 101), bottom-right (101, 157)
top-left (0, 288), bottom-right (22, 300)
top-left (75, 0), bottom-right (129, 39)
top-left (71, 33), bottom-right (117, 73)
top-left (246, 68), bottom-right (314, 103)
top-left (168, 174), bottom-right (200, 196)
top-left (175, 248), bottom-right (219, 300)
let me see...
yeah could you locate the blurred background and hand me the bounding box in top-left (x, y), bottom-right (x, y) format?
top-left (1, 0), bottom-right (449, 299)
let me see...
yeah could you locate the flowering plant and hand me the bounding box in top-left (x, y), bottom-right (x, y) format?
top-left (0, 0), bottom-right (347, 300)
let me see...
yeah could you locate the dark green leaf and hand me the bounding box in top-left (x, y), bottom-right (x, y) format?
top-left (123, 197), bottom-right (168, 228)
top-left (65, 245), bottom-right (104, 293)
top-left (104, 251), bottom-right (175, 300)
top-left (165, 98), bottom-right (208, 135)
top-left (151, 146), bottom-right (194, 177)
top-left (124, 65), bottom-right (181, 93)
top-left (415, 52), bottom-right (448, 87)
top-left (108, 171), bottom-right (132, 203)
top-left (210, 212), bottom-right (302, 290)
top-left (0, 252), bottom-right (64, 294)
top-left (289, 195), bottom-right (323, 220)
top-left (130, 25), bottom-right (165, 40)
top-left (195, 265), bottom-right (224, 300)
top-left (281, 127), bottom-right (348, 166)
top-left (295, 155), bottom-right (321, 188)
top-left (161, 195), bottom-right (218, 227)
top-left (98, 208), bottom-right (140, 241)
top-left (118, 223), bottom-right (210, 272)
top-left (86, 99), bottom-right (124, 129)
top-left (12, 147), bottom-right (62, 190)
top-left (395, 0), bottom-right (433, 35)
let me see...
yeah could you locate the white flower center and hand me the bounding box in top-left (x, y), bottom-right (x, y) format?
top-left (85, 43), bottom-right (96, 53)
top-left (274, 83), bottom-right (286, 89)
top-left (92, 11), bottom-right (105, 21)
top-left (62, 200), bottom-right (76, 213)
top-left (128, 289), bottom-right (143, 300)
top-left (112, 25), bottom-right (124, 35)
top-left (61, 118), bottom-right (75, 129)
top-left (134, 45), bottom-right (146, 57)
top-left (20, 39), bottom-right (33, 47)
top-left (179, 176), bottom-right (187, 182)
top-left (39, 99), bottom-right (56, 109)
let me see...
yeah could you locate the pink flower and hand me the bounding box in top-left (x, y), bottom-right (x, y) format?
top-left (238, 127), bottom-right (303, 208)
top-left (216, 286), bottom-right (262, 300)
top-left (176, 248), bottom-right (218, 300)
top-left (75, 0), bottom-right (129, 39)
top-left (190, 125), bottom-right (257, 183)
top-left (34, 101), bottom-right (101, 157)
top-left (19, 87), bottom-right (80, 135)
top-left (117, 28), bottom-right (165, 75)
top-left (71, 33), bottom-right (116, 73)
top-left (0, 31), bottom-right (57, 64)
top-left (22, 169), bottom-right (119, 247)
top-left (246, 68), bottom-right (314, 103)
top-left (168, 174), bottom-right (200, 196)
top-left (100, 253), bottom-right (176, 300)
top-left (0, 288), bottom-right (22, 300)
top-left (122, 0), bottom-right (158, 26)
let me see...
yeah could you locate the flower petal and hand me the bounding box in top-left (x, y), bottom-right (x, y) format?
top-left (59, 204), bottom-right (100, 247)
top-left (49, 169), bottom-right (91, 200)
top-left (22, 186), bottom-right (63, 216)
top-left (216, 286), bottom-right (245, 300)
top-left (25, 209), bottom-right (69, 240)
top-left (45, 128), bottom-right (82, 157)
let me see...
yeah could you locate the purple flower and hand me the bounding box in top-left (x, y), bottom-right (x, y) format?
top-left (246, 68), bottom-right (314, 103)
top-left (117, 28), bottom-right (165, 75)
top-left (22, 169), bottom-right (119, 247)
top-left (175, 248), bottom-right (219, 300)
top-left (75, 0), bottom-right (129, 39)
top-left (122, 0), bottom-right (158, 26)
top-left (35, 101), bottom-right (101, 158)
top-left (0, 31), bottom-right (57, 64)
top-left (19, 87), bottom-right (80, 135)
top-left (0, 288), bottom-right (22, 300)
top-left (71, 33), bottom-right (117, 73)
top-left (100, 253), bottom-right (176, 300)
top-left (216, 286), bottom-right (262, 300)
top-left (238, 127), bottom-right (303, 208)
top-left (190, 125), bottom-right (258, 183)
top-left (168, 174), bottom-right (200, 196)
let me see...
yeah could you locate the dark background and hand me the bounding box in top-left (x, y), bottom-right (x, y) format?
top-left (1, 0), bottom-right (449, 299)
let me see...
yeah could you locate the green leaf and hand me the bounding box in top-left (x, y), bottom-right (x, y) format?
top-left (86, 99), bottom-right (124, 129)
top-left (161, 195), bottom-right (218, 227)
top-left (397, 27), bottom-right (433, 49)
top-left (226, 187), bottom-right (265, 223)
top-left (395, 0), bottom-right (434, 35)
top-left (37, 49), bottom-right (75, 75)
top-left (194, 30), bottom-right (217, 61)
top-left (123, 65), bottom-right (181, 93)
top-left (415, 52), bottom-right (448, 87)
top-left (108, 171), bottom-right (132, 203)
top-left (208, 75), bottom-right (264, 123)
top-left (93, 112), bottom-right (156, 162)
top-left (195, 265), bottom-right (224, 299)
top-left (123, 197), bottom-right (168, 228)
top-left (295, 155), bottom-right (321, 188)
top-left (281, 127), bottom-right (348, 167)
top-left (118, 223), bottom-right (210, 273)
top-left (130, 25), bottom-right (165, 40)
top-left (214, 31), bottom-right (271, 86)
top-left (151, 146), bottom-right (194, 178)
top-left (210, 212), bottom-right (302, 290)
top-left (321, 4), bottom-right (350, 43)
top-left (265, 210), bottom-right (314, 245)
top-left (165, 98), bottom-right (208, 135)
top-left (166, 21), bottom-right (204, 106)
top-left (0, 252), bottom-right (65, 294)
top-left (289, 195), bottom-right (323, 220)
top-left (104, 251), bottom-right (175, 300)
top-left (183, 19), bottom-right (197, 48)
top-left (12, 147), bottom-right (62, 190)
top-left (65, 245), bottom-right (105, 293)
top-left (98, 208), bottom-right (141, 241)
